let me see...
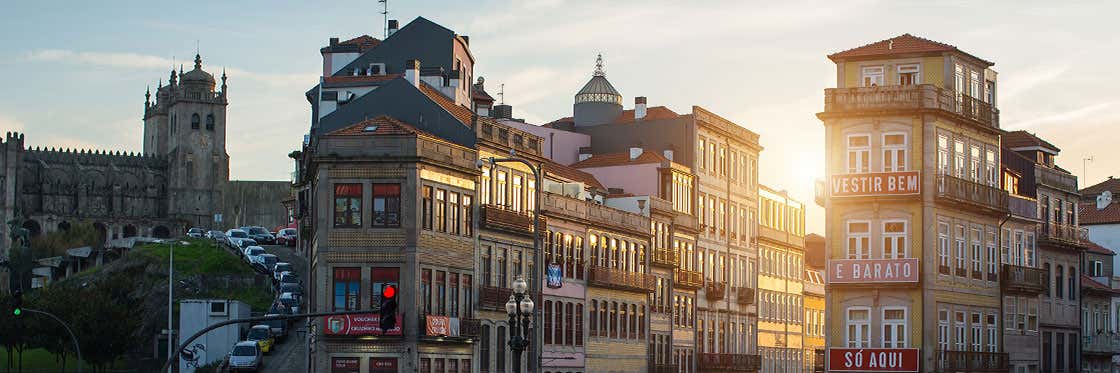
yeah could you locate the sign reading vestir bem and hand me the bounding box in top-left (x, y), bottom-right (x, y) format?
top-left (831, 171), bottom-right (920, 197)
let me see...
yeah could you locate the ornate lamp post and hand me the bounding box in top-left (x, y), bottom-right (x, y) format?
top-left (505, 276), bottom-right (534, 373)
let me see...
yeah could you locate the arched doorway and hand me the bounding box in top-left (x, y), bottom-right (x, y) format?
top-left (57, 221), bottom-right (71, 232)
top-left (21, 220), bottom-right (41, 238)
top-left (93, 222), bottom-right (108, 245)
top-left (123, 225), bottom-right (138, 238)
top-left (152, 226), bottom-right (171, 239)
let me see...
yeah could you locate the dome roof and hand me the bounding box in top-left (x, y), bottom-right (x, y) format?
top-left (574, 54), bottom-right (621, 105)
top-left (180, 54), bottom-right (215, 84)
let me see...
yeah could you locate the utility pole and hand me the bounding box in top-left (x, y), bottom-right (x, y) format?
top-left (379, 0), bottom-right (389, 38)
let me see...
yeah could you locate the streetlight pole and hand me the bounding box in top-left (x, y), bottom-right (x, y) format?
top-left (506, 276), bottom-right (535, 373)
top-left (23, 308), bottom-right (81, 373)
top-left (166, 240), bottom-right (181, 373)
top-left (484, 155), bottom-right (543, 372)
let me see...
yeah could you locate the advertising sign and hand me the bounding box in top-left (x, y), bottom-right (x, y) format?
top-left (425, 315), bottom-right (451, 336)
top-left (827, 348), bottom-right (919, 372)
top-left (331, 357), bottom-right (360, 373)
top-left (369, 358), bottom-right (398, 373)
top-left (831, 171), bottom-right (920, 197)
top-left (547, 264), bottom-right (563, 288)
top-left (323, 313), bottom-right (402, 336)
top-left (828, 258), bottom-right (920, 284)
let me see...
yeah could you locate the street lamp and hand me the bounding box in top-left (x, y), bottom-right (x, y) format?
top-left (506, 276), bottom-right (534, 373)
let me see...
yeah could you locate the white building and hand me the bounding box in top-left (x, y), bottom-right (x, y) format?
top-left (178, 299), bottom-right (251, 372)
top-left (1080, 178), bottom-right (1120, 275)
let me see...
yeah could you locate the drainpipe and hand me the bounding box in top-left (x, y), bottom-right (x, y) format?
top-left (997, 211), bottom-right (1011, 355)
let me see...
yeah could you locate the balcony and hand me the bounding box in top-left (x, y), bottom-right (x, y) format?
top-left (935, 350), bottom-right (1009, 372)
top-left (675, 268), bottom-right (703, 290)
top-left (697, 353), bottom-right (761, 372)
top-left (705, 282), bottom-right (726, 301)
top-left (1001, 264), bottom-right (1047, 295)
top-left (1038, 167), bottom-right (1078, 192)
top-left (735, 287), bottom-right (755, 305)
top-left (1008, 194), bottom-right (1038, 220)
top-left (1083, 332), bottom-right (1120, 355)
top-left (1037, 223), bottom-right (1088, 248)
top-left (821, 84), bottom-right (999, 129)
top-left (651, 364), bottom-right (679, 373)
top-left (588, 265), bottom-right (655, 293)
top-left (936, 175), bottom-right (1009, 214)
top-left (651, 248), bottom-right (679, 268)
top-left (480, 204), bottom-right (537, 236)
top-left (478, 285), bottom-right (512, 312)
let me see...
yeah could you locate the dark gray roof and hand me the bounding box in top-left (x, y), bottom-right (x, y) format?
top-left (575, 75), bottom-right (622, 105)
top-left (314, 78), bottom-right (476, 148)
top-left (333, 17), bottom-right (468, 80)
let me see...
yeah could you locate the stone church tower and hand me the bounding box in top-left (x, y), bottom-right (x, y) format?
top-left (143, 54), bottom-right (230, 227)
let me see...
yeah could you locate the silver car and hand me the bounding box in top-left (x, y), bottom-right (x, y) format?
top-left (228, 341), bottom-right (261, 372)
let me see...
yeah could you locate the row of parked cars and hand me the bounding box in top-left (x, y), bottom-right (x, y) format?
top-left (190, 226), bottom-right (298, 246)
top-left (199, 229), bottom-right (303, 372)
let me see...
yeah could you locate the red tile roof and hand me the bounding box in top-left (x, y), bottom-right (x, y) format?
top-left (569, 150), bottom-right (670, 169)
top-left (543, 160), bottom-right (604, 190)
top-left (1086, 240), bottom-right (1116, 256)
top-left (1081, 177), bottom-right (1120, 199)
top-left (1002, 130), bottom-right (1060, 152)
top-left (340, 35), bottom-right (381, 51)
top-left (828, 33), bottom-right (993, 66)
top-left (543, 117), bottom-right (574, 129)
top-left (1081, 275), bottom-right (1118, 294)
top-left (418, 82), bottom-right (474, 127)
top-left (1080, 201), bottom-right (1120, 225)
top-left (323, 115), bottom-right (425, 137)
top-left (612, 106), bottom-right (680, 123)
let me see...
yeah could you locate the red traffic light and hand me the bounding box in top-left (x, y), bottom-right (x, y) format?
top-left (383, 284), bottom-right (396, 299)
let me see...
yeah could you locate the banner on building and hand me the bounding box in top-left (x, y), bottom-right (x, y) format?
top-left (323, 313), bottom-right (402, 336)
top-left (828, 258), bottom-right (919, 284)
top-left (831, 171), bottom-right (920, 197)
top-left (425, 315), bottom-right (451, 336)
top-left (547, 263), bottom-right (563, 288)
top-left (827, 348), bottom-right (919, 372)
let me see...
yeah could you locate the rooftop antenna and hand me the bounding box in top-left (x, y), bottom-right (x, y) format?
top-left (379, 0), bottom-right (389, 38)
top-left (1084, 155), bottom-right (1094, 183)
top-left (498, 83), bottom-right (505, 105)
top-left (195, 39), bottom-right (199, 55)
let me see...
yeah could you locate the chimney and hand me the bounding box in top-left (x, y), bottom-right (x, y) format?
top-left (388, 20), bottom-right (399, 36)
top-left (578, 147), bottom-right (592, 162)
top-left (404, 59), bottom-right (420, 87)
top-left (634, 96), bottom-right (647, 120)
top-left (329, 37), bottom-right (339, 46)
top-left (629, 147), bottom-right (643, 160)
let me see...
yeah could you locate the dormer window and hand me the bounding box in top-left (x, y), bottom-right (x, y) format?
top-left (898, 64), bottom-right (920, 86)
top-left (861, 66), bottom-right (883, 87)
top-left (369, 63), bottom-right (385, 76)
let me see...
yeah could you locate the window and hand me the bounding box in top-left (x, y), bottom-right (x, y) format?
top-left (970, 145), bottom-right (982, 182)
top-left (448, 192), bottom-right (460, 235)
top-left (861, 66), bottom-right (884, 87)
top-left (1093, 260), bottom-right (1103, 277)
top-left (1027, 298), bottom-right (1038, 331)
top-left (1005, 296), bottom-right (1017, 331)
top-left (883, 220), bottom-right (907, 258)
top-left (527, 179), bottom-right (536, 215)
top-left (898, 64), bottom-right (919, 85)
top-left (434, 189), bottom-right (446, 232)
top-left (970, 71), bottom-right (981, 98)
top-left (370, 267), bottom-right (400, 312)
top-left (883, 308), bottom-right (907, 348)
top-left (846, 135), bottom-right (870, 173)
top-left (512, 175), bottom-right (523, 212)
top-left (434, 270), bottom-right (446, 315)
top-left (987, 231), bottom-right (997, 280)
top-left (205, 114), bottom-right (215, 130)
top-left (985, 80), bottom-right (996, 104)
top-left (954, 311), bottom-right (966, 351)
top-left (496, 326), bottom-right (506, 371)
top-left (955, 224), bottom-right (967, 275)
top-left (954, 139), bottom-right (966, 178)
top-left (334, 184), bottom-right (362, 227)
top-left (496, 171), bottom-right (508, 207)
top-left (970, 313), bottom-right (982, 351)
top-left (333, 267), bottom-right (361, 311)
top-left (986, 313), bottom-right (998, 352)
top-left (481, 327), bottom-right (490, 371)
top-left (971, 227), bottom-right (983, 278)
top-left (882, 133), bottom-right (907, 171)
top-left (448, 273), bottom-right (459, 317)
top-left (846, 307), bottom-right (870, 348)
top-left (371, 184), bottom-right (401, 227)
top-left (986, 149), bottom-right (998, 187)
top-left (421, 269), bottom-right (432, 314)
top-left (462, 195), bottom-right (473, 236)
top-left (938, 309), bottom-right (950, 352)
top-left (191, 113), bottom-right (200, 129)
top-left (1055, 265), bottom-right (1064, 299)
top-left (847, 221), bottom-right (870, 259)
top-left (938, 134), bottom-right (950, 175)
top-left (1069, 267), bottom-right (1076, 301)
top-left (939, 222), bottom-right (950, 273)
top-left (422, 186), bottom-right (433, 230)
top-left (480, 167), bottom-right (491, 204)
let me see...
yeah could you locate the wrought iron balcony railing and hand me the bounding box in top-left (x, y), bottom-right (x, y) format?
top-left (936, 175), bottom-right (1009, 214)
top-left (697, 353), bottom-right (761, 372)
top-left (478, 285), bottom-right (512, 312)
top-left (1037, 223), bottom-right (1088, 246)
top-left (651, 248), bottom-right (679, 268)
top-left (588, 265), bottom-right (655, 293)
top-left (935, 350), bottom-right (1009, 372)
top-left (822, 84), bottom-right (999, 128)
top-left (674, 268), bottom-right (703, 290)
top-left (1001, 264), bottom-right (1047, 295)
top-left (705, 281), bottom-right (726, 301)
top-left (480, 204), bottom-right (538, 236)
top-left (735, 287), bottom-right (755, 305)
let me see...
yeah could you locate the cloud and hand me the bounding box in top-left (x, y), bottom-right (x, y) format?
top-left (24, 49), bottom-right (316, 87)
top-left (1009, 101), bottom-right (1115, 129)
top-left (999, 62), bottom-right (1072, 102)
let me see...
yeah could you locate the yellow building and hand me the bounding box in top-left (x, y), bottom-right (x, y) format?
top-left (819, 34), bottom-right (1008, 372)
top-left (803, 269), bottom-right (825, 373)
top-left (757, 186), bottom-right (806, 373)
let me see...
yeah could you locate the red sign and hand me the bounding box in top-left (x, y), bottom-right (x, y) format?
top-left (828, 348), bottom-right (919, 372)
top-left (323, 313), bottom-right (402, 336)
top-left (829, 258), bottom-right (919, 284)
top-left (831, 171), bottom-right (920, 197)
top-left (332, 357), bottom-right (360, 373)
top-left (426, 315), bottom-right (450, 336)
top-left (369, 358), bottom-right (398, 373)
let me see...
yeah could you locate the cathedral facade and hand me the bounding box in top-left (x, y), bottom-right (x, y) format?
top-left (0, 54), bottom-right (290, 272)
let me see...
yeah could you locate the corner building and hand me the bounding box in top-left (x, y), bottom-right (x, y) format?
top-left (820, 34), bottom-right (1008, 372)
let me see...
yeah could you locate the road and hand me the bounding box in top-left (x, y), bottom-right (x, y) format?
top-left (260, 244), bottom-right (308, 373)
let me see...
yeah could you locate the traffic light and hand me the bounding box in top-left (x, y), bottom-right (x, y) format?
top-left (379, 284), bottom-right (397, 332)
top-left (11, 289), bottom-right (22, 316)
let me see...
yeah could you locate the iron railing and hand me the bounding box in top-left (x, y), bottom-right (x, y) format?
top-left (935, 350), bottom-right (1009, 372)
top-left (588, 265), bottom-right (655, 293)
top-left (1001, 264), bottom-right (1047, 295)
top-left (936, 175), bottom-right (1009, 213)
top-left (823, 84), bottom-right (999, 128)
top-left (675, 268), bottom-right (703, 290)
top-left (705, 282), bottom-right (726, 301)
top-left (697, 353), bottom-right (761, 372)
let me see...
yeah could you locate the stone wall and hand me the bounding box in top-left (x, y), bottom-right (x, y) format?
top-left (219, 180), bottom-right (290, 230)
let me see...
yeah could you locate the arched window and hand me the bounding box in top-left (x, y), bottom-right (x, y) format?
top-left (205, 114), bottom-right (215, 130)
top-left (191, 113), bottom-right (200, 129)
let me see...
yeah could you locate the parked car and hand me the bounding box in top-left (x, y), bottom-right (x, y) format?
top-left (187, 228), bottom-right (205, 238)
top-left (237, 238), bottom-right (258, 251)
top-left (253, 254), bottom-right (278, 274)
top-left (272, 263), bottom-right (294, 281)
top-left (277, 292), bottom-right (301, 314)
top-left (268, 301), bottom-right (293, 316)
top-left (262, 314), bottom-right (288, 342)
top-left (278, 272), bottom-right (302, 286)
top-left (226, 229), bottom-right (249, 240)
top-left (207, 230), bottom-right (227, 242)
top-left (278, 282), bottom-right (302, 300)
top-left (244, 246), bottom-right (266, 264)
top-left (228, 341), bottom-right (261, 372)
top-left (245, 325), bottom-right (274, 354)
top-left (275, 228), bottom-right (297, 246)
top-left (242, 226), bottom-right (275, 245)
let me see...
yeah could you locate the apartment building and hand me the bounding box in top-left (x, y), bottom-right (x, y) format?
top-left (756, 186), bottom-right (806, 373)
top-left (819, 34), bottom-right (1007, 372)
top-left (998, 140), bottom-right (1046, 373)
top-left (1082, 241), bottom-right (1118, 373)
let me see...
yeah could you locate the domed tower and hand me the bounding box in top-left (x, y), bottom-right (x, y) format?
top-left (573, 54), bottom-right (623, 127)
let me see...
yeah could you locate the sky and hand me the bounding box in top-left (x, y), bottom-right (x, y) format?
top-left (2, 0), bottom-right (1120, 235)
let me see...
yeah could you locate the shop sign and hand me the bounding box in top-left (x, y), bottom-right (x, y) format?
top-left (331, 357), bottom-right (359, 373)
top-left (369, 358), bottom-right (398, 373)
top-left (828, 258), bottom-right (919, 284)
top-left (831, 171), bottom-right (920, 197)
top-left (323, 313), bottom-right (402, 336)
top-left (827, 348), bottom-right (919, 372)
